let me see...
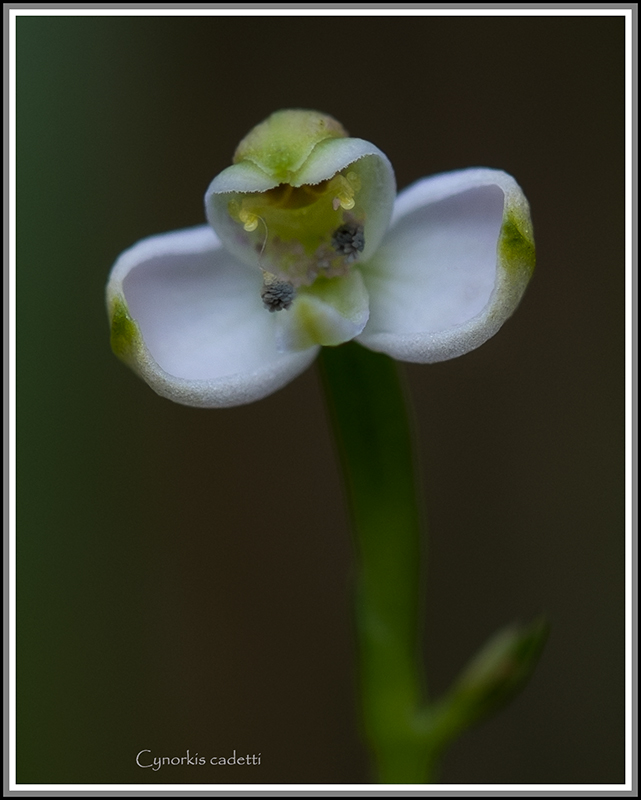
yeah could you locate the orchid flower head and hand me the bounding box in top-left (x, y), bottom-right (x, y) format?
top-left (106, 109), bottom-right (535, 407)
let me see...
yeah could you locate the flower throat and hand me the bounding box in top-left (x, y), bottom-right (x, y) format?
top-left (228, 168), bottom-right (366, 308)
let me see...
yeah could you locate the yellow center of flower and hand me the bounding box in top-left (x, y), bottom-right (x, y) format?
top-left (228, 169), bottom-right (365, 290)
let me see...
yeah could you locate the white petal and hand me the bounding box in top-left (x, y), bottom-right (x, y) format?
top-left (357, 168), bottom-right (535, 363)
top-left (106, 226), bottom-right (318, 407)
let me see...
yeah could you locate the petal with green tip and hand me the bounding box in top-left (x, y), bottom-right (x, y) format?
top-left (105, 225), bottom-right (318, 408)
top-left (357, 168), bottom-right (535, 363)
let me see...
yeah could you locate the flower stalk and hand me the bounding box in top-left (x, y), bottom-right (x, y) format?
top-left (320, 342), bottom-right (548, 784)
top-left (320, 342), bottom-right (432, 782)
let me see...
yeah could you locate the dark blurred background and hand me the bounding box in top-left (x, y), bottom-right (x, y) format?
top-left (17, 14), bottom-right (626, 785)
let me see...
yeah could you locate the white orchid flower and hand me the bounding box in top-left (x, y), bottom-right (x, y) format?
top-left (106, 110), bottom-right (535, 407)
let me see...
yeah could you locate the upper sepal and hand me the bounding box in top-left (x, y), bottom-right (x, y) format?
top-left (232, 108), bottom-right (348, 184)
top-left (204, 112), bottom-right (395, 281)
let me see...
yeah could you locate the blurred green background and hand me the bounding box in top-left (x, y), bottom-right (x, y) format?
top-left (17, 14), bottom-right (625, 785)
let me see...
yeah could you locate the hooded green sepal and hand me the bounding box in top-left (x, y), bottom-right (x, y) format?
top-left (233, 109), bottom-right (348, 184)
top-left (109, 295), bottom-right (143, 367)
top-left (426, 618), bottom-right (549, 747)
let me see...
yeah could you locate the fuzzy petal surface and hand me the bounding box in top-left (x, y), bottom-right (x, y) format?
top-left (357, 168), bottom-right (535, 362)
top-left (106, 226), bottom-right (318, 407)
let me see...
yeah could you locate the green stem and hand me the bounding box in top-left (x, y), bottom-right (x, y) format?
top-left (318, 342), bottom-right (548, 784)
top-left (318, 342), bottom-right (435, 783)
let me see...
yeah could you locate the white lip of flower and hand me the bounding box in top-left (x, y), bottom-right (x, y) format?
top-left (106, 110), bottom-right (535, 408)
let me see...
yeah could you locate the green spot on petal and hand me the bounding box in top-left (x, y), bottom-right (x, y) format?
top-left (499, 207), bottom-right (536, 277)
top-left (110, 296), bottom-right (140, 362)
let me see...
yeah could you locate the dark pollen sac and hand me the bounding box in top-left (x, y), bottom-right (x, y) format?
top-left (261, 279), bottom-right (295, 312)
top-left (331, 223), bottom-right (365, 262)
